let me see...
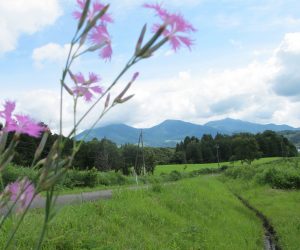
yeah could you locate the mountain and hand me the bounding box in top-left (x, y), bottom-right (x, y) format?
top-left (76, 124), bottom-right (139, 145)
top-left (76, 120), bottom-right (218, 147)
top-left (76, 118), bottom-right (299, 147)
top-left (142, 120), bottom-right (219, 147)
top-left (205, 118), bottom-right (297, 134)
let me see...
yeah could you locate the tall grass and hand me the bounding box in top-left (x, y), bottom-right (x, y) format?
top-left (0, 176), bottom-right (264, 249)
top-left (155, 157), bottom-right (280, 175)
top-left (223, 179), bottom-right (300, 250)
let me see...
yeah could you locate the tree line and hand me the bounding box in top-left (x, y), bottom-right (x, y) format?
top-left (8, 131), bottom-right (173, 175)
top-left (172, 130), bottom-right (298, 164)
top-left (5, 129), bottom-right (298, 174)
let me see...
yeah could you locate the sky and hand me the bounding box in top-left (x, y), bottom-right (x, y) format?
top-left (1, 0), bottom-right (300, 134)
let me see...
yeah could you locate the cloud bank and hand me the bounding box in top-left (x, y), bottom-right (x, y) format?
top-left (0, 0), bottom-right (62, 54)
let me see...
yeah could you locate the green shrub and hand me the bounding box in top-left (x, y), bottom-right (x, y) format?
top-left (262, 167), bottom-right (300, 189)
top-left (1, 165), bottom-right (38, 189)
top-left (164, 170), bottom-right (182, 182)
top-left (224, 158), bottom-right (300, 190)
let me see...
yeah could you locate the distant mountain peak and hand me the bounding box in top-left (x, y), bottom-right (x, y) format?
top-left (76, 118), bottom-right (299, 147)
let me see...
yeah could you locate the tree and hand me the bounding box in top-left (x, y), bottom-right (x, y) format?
top-left (232, 134), bottom-right (261, 164)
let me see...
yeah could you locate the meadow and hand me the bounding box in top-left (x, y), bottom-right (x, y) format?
top-left (221, 157), bottom-right (300, 249)
top-left (154, 157), bottom-right (280, 175)
top-left (0, 176), bottom-right (264, 250)
top-left (1, 157), bottom-right (300, 249)
top-left (223, 179), bottom-right (300, 250)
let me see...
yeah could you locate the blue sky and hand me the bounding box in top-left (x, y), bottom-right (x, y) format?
top-left (1, 0), bottom-right (300, 133)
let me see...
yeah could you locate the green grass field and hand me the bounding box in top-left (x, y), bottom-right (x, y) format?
top-left (0, 176), bottom-right (264, 249)
top-left (155, 157), bottom-right (281, 175)
top-left (223, 179), bottom-right (300, 250)
top-left (2, 157), bottom-right (299, 249)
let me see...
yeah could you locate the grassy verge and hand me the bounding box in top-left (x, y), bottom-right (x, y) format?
top-left (221, 157), bottom-right (300, 249)
top-left (155, 157), bottom-right (280, 175)
top-left (0, 176), bottom-right (264, 249)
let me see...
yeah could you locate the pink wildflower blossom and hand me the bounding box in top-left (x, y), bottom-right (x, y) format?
top-left (73, 0), bottom-right (113, 24)
top-left (5, 179), bottom-right (35, 211)
top-left (144, 3), bottom-right (196, 51)
top-left (7, 115), bottom-right (45, 138)
top-left (0, 101), bottom-right (15, 124)
top-left (71, 72), bottom-right (104, 102)
top-left (72, 72), bottom-right (85, 84)
top-left (0, 101), bottom-right (44, 138)
top-left (89, 24), bottom-right (113, 60)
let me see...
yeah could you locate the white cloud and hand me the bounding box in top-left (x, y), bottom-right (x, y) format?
top-left (0, 0), bottom-right (62, 54)
top-left (3, 32), bottom-right (300, 133)
top-left (269, 32), bottom-right (300, 99)
top-left (32, 43), bottom-right (71, 68)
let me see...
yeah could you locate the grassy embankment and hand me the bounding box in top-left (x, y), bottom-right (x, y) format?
top-left (221, 157), bottom-right (300, 249)
top-left (155, 157), bottom-right (280, 175)
top-left (55, 157), bottom-right (281, 195)
top-left (0, 176), bottom-right (264, 250)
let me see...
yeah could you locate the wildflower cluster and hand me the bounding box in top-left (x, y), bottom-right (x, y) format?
top-left (0, 101), bottom-right (44, 138)
top-left (0, 1), bottom-right (195, 249)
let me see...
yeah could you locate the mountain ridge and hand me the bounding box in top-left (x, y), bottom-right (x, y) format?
top-left (76, 118), bottom-right (300, 147)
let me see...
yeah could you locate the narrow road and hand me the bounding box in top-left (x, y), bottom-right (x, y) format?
top-left (30, 189), bottom-right (113, 209)
top-left (30, 184), bottom-right (152, 209)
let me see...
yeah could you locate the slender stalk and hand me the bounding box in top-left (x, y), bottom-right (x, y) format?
top-left (0, 181), bottom-right (34, 229)
top-left (68, 56), bottom-right (137, 138)
top-left (4, 194), bottom-right (37, 250)
top-left (73, 97), bottom-right (78, 151)
top-left (35, 190), bottom-right (53, 250)
top-left (73, 104), bottom-right (114, 156)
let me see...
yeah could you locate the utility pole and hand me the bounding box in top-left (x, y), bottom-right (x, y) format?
top-left (134, 130), bottom-right (146, 180)
top-left (216, 144), bottom-right (220, 168)
top-left (140, 130), bottom-right (146, 175)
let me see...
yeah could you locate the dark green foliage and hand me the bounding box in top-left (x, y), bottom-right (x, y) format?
top-left (262, 166), bottom-right (300, 189)
top-left (224, 158), bottom-right (300, 189)
top-left (172, 131), bottom-right (297, 164)
top-left (1, 165), bottom-right (38, 189)
top-left (232, 133), bottom-right (261, 164)
top-left (161, 170), bottom-right (182, 182)
top-left (53, 168), bottom-right (98, 188)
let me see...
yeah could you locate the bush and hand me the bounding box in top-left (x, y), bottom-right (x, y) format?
top-left (1, 165), bottom-right (38, 189)
top-left (261, 167), bottom-right (300, 189)
top-left (162, 170), bottom-right (182, 182)
top-left (224, 158), bottom-right (300, 190)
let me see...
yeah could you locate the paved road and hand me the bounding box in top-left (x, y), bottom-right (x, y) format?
top-left (30, 189), bottom-right (114, 209)
top-left (0, 185), bottom-right (151, 214)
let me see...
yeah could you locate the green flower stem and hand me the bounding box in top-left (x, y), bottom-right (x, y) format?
top-left (68, 56), bottom-right (137, 138)
top-left (4, 193), bottom-right (37, 250)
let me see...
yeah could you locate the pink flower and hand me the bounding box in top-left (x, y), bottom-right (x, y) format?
top-left (73, 72), bottom-right (85, 84)
top-left (0, 101), bottom-right (15, 124)
top-left (0, 101), bottom-right (45, 138)
top-left (144, 3), bottom-right (196, 51)
top-left (89, 24), bottom-right (113, 60)
top-left (5, 179), bottom-right (35, 211)
top-left (73, 0), bottom-right (113, 24)
top-left (71, 72), bottom-right (104, 102)
top-left (7, 115), bottom-right (45, 138)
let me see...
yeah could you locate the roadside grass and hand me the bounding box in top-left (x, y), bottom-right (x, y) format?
top-left (155, 157), bottom-right (280, 175)
top-left (0, 176), bottom-right (264, 250)
top-left (55, 157), bottom-right (281, 195)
